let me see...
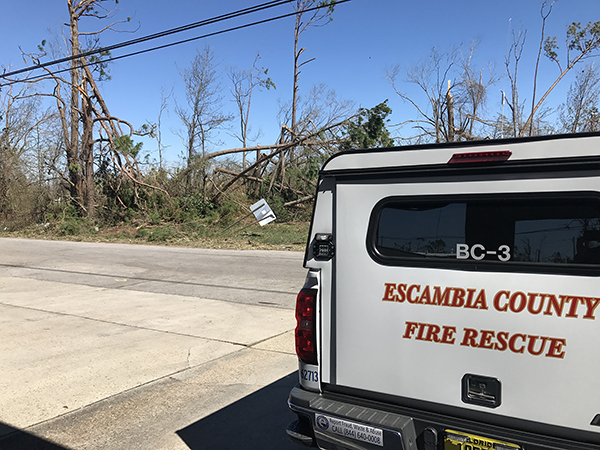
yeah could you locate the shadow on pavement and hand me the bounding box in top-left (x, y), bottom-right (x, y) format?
top-left (0, 422), bottom-right (70, 450)
top-left (177, 371), bottom-right (301, 450)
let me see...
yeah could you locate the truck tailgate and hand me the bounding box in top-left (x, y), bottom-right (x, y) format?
top-left (330, 178), bottom-right (600, 437)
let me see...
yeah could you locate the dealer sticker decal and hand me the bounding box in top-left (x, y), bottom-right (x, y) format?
top-left (315, 414), bottom-right (383, 447)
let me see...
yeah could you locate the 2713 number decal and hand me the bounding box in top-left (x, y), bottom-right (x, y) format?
top-left (301, 368), bottom-right (318, 383)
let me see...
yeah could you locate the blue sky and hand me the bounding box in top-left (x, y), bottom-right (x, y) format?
top-left (2, 0), bottom-right (600, 166)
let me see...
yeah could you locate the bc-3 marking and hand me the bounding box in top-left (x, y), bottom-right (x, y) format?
top-left (457, 244), bottom-right (511, 262)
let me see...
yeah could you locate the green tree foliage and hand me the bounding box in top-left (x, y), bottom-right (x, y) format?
top-left (341, 102), bottom-right (394, 150)
top-left (113, 135), bottom-right (143, 158)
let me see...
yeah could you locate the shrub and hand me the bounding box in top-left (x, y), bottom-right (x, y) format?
top-left (147, 226), bottom-right (175, 242)
top-left (136, 226), bottom-right (149, 239)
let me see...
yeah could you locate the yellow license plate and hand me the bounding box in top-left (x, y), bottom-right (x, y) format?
top-left (444, 429), bottom-right (521, 450)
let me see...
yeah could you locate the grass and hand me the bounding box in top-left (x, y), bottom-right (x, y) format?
top-left (0, 218), bottom-right (310, 252)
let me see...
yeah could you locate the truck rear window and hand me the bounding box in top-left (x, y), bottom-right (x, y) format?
top-left (368, 193), bottom-right (600, 274)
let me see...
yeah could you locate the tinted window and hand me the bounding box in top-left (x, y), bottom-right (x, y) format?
top-left (377, 203), bottom-right (465, 258)
top-left (370, 193), bottom-right (600, 272)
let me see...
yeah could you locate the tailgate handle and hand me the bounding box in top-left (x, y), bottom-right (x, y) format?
top-left (462, 374), bottom-right (501, 408)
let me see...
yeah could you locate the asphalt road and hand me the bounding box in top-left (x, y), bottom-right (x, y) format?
top-left (0, 238), bottom-right (308, 450)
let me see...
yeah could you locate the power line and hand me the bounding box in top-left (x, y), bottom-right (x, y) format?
top-left (1, 0), bottom-right (294, 80)
top-left (1, 0), bottom-right (349, 88)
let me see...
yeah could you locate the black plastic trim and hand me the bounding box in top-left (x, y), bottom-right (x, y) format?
top-left (328, 155), bottom-right (600, 183)
top-left (318, 383), bottom-right (600, 448)
top-left (286, 417), bottom-right (316, 447)
top-left (303, 186), bottom-right (321, 268)
top-left (339, 167), bottom-right (600, 195)
top-left (330, 180), bottom-right (337, 385)
top-left (289, 386), bottom-right (415, 450)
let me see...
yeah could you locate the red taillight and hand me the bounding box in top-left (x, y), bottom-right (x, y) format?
top-left (448, 150), bottom-right (512, 164)
top-left (295, 289), bottom-right (317, 364)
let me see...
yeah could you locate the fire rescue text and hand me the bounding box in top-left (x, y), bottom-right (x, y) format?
top-left (402, 321), bottom-right (566, 358)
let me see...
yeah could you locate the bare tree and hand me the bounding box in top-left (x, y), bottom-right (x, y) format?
top-left (176, 47), bottom-right (231, 165)
top-left (271, 84), bottom-right (353, 196)
top-left (228, 54), bottom-right (275, 170)
top-left (387, 45), bottom-right (494, 143)
top-left (286, 0), bottom-right (336, 172)
top-left (529, 1), bottom-right (555, 135)
top-left (175, 46), bottom-right (231, 198)
top-left (0, 83), bottom-right (57, 223)
top-left (559, 63), bottom-right (600, 132)
top-left (283, 84), bottom-right (354, 138)
top-left (291, 1), bottom-right (335, 132)
top-left (453, 44), bottom-right (497, 139)
top-left (503, 27), bottom-right (527, 137)
top-left (387, 48), bottom-right (455, 142)
top-left (155, 88), bottom-right (172, 170)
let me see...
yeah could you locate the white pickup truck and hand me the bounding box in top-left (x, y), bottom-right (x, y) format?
top-left (287, 133), bottom-right (600, 450)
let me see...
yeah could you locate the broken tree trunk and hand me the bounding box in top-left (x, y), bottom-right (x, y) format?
top-left (210, 118), bottom-right (348, 203)
top-left (213, 167), bottom-right (306, 195)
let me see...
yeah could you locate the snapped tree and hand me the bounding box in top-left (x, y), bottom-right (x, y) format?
top-left (12, 0), bottom-right (154, 219)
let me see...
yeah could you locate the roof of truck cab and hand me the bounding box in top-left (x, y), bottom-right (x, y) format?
top-left (321, 132), bottom-right (600, 174)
